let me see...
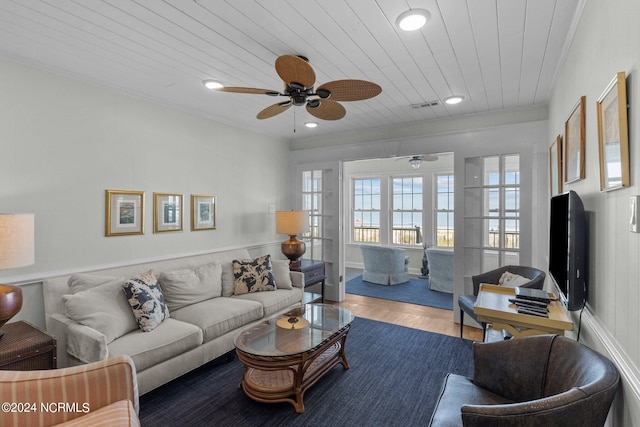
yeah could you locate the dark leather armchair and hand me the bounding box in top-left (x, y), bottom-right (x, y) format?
top-left (458, 265), bottom-right (545, 340)
top-left (429, 335), bottom-right (620, 426)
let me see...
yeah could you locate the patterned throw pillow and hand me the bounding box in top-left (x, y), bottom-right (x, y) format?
top-left (498, 271), bottom-right (530, 288)
top-left (232, 255), bottom-right (276, 295)
top-left (122, 270), bottom-right (169, 332)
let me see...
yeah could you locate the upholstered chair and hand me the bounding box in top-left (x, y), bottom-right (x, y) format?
top-left (429, 334), bottom-right (620, 426)
top-left (425, 247), bottom-right (453, 293)
top-left (0, 355), bottom-right (139, 426)
top-left (458, 265), bottom-right (545, 340)
top-left (360, 245), bottom-right (410, 285)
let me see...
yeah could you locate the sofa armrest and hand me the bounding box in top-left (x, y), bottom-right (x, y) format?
top-left (67, 322), bottom-right (109, 364)
top-left (0, 355), bottom-right (138, 426)
top-left (290, 271), bottom-right (304, 289)
top-left (472, 336), bottom-right (556, 402)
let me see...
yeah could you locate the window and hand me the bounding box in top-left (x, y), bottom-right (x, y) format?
top-left (483, 155), bottom-right (520, 255)
top-left (464, 154), bottom-right (520, 273)
top-left (435, 174), bottom-right (454, 247)
top-left (302, 170), bottom-right (323, 259)
top-left (392, 176), bottom-right (423, 245)
top-left (352, 178), bottom-right (380, 243)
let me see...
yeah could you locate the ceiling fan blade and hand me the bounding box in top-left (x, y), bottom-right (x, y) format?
top-left (256, 102), bottom-right (292, 120)
top-left (317, 80), bottom-right (382, 101)
top-left (306, 99), bottom-right (346, 120)
top-left (217, 87), bottom-right (280, 95)
top-left (275, 55), bottom-right (315, 89)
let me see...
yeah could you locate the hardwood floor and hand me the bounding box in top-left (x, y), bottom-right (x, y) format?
top-left (334, 293), bottom-right (483, 342)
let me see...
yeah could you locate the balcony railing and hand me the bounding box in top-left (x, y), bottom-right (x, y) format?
top-left (354, 226), bottom-right (423, 245)
top-left (488, 231), bottom-right (520, 249)
top-left (352, 228), bottom-right (517, 249)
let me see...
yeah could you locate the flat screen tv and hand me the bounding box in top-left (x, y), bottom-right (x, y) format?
top-left (548, 190), bottom-right (587, 311)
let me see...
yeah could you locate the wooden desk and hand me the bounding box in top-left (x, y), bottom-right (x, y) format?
top-left (474, 284), bottom-right (573, 339)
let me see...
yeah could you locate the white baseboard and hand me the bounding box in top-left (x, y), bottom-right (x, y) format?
top-left (580, 307), bottom-right (640, 426)
top-left (583, 308), bottom-right (640, 401)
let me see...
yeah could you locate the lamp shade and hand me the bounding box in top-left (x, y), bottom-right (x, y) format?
top-left (0, 214), bottom-right (35, 270)
top-left (276, 210), bottom-right (309, 236)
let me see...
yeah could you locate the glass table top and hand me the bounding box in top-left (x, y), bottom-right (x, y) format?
top-left (234, 304), bottom-right (355, 357)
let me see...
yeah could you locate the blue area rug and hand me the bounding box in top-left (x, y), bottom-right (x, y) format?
top-left (346, 275), bottom-right (453, 310)
top-left (140, 317), bottom-right (474, 426)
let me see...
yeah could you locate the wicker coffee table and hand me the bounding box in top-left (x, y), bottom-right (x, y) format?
top-left (235, 304), bottom-right (355, 413)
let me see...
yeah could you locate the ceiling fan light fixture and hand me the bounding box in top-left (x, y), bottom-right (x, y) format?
top-left (202, 79), bottom-right (223, 90)
top-left (444, 95), bottom-right (464, 105)
top-left (397, 9), bottom-right (431, 32)
top-left (317, 89), bottom-right (331, 99)
top-left (305, 122), bottom-right (318, 128)
top-left (409, 157), bottom-right (422, 169)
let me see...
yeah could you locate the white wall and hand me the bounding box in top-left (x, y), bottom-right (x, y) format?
top-left (547, 0), bottom-right (640, 424)
top-left (0, 58), bottom-right (290, 328)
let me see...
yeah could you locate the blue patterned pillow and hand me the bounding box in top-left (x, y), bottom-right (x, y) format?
top-left (122, 270), bottom-right (169, 332)
top-left (232, 255), bottom-right (276, 295)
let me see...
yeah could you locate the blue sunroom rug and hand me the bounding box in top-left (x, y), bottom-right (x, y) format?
top-left (346, 275), bottom-right (453, 310)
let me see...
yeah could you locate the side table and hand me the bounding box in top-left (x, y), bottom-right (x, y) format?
top-left (0, 321), bottom-right (57, 370)
top-left (290, 259), bottom-right (326, 302)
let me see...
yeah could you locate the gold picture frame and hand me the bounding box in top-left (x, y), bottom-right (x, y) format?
top-left (106, 190), bottom-right (145, 236)
top-left (549, 135), bottom-right (563, 196)
top-left (191, 194), bottom-right (216, 231)
top-left (153, 193), bottom-right (183, 233)
top-left (564, 96), bottom-right (586, 184)
top-left (597, 71), bottom-right (630, 191)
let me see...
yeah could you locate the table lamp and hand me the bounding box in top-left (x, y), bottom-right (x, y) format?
top-left (275, 210), bottom-right (309, 267)
top-left (0, 214), bottom-right (35, 338)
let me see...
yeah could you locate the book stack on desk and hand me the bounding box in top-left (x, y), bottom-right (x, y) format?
top-left (509, 287), bottom-right (551, 318)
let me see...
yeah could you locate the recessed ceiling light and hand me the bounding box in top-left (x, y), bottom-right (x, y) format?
top-left (305, 122), bottom-right (318, 128)
top-left (203, 80), bottom-right (223, 90)
top-left (444, 95), bottom-right (464, 105)
top-left (396, 9), bottom-right (431, 32)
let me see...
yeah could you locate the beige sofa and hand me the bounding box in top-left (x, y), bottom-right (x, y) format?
top-left (43, 248), bottom-right (304, 395)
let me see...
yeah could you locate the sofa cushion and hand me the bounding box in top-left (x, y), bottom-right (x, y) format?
top-left (67, 273), bottom-right (125, 293)
top-left (271, 259), bottom-right (293, 290)
top-left (122, 270), bottom-right (169, 332)
top-left (220, 262), bottom-right (235, 297)
top-left (429, 373), bottom-right (512, 426)
top-left (62, 278), bottom-right (138, 344)
top-left (232, 255), bottom-right (276, 295)
top-left (108, 318), bottom-right (202, 372)
top-left (170, 297), bottom-right (263, 343)
top-left (233, 288), bottom-right (303, 317)
top-left (158, 263), bottom-right (223, 311)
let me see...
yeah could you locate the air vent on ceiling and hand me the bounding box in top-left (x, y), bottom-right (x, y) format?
top-left (411, 100), bottom-right (440, 109)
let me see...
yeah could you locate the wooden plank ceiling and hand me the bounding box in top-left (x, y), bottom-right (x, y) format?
top-left (0, 0), bottom-right (582, 140)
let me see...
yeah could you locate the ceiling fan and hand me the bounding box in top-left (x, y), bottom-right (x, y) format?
top-left (394, 154), bottom-right (439, 169)
top-left (216, 55), bottom-right (382, 120)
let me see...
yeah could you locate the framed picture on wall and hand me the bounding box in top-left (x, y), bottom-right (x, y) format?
top-left (153, 193), bottom-right (183, 233)
top-left (549, 135), bottom-right (563, 196)
top-left (106, 190), bottom-right (145, 236)
top-left (597, 71), bottom-right (630, 191)
top-left (191, 194), bottom-right (216, 231)
top-left (564, 96), bottom-right (586, 184)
